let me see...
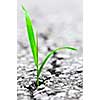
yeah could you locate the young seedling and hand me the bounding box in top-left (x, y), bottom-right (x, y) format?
top-left (22, 5), bottom-right (77, 87)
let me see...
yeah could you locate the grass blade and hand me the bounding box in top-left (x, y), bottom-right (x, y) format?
top-left (37, 46), bottom-right (77, 77)
top-left (22, 5), bottom-right (38, 66)
top-left (36, 31), bottom-right (38, 66)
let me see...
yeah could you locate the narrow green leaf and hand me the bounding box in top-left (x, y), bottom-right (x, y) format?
top-left (22, 5), bottom-right (38, 66)
top-left (37, 46), bottom-right (77, 77)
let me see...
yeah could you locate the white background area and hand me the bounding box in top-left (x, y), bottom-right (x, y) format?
top-left (17, 0), bottom-right (82, 49)
top-left (0, 0), bottom-right (100, 100)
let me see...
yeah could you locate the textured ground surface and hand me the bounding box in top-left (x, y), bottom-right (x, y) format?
top-left (17, 0), bottom-right (83, 100)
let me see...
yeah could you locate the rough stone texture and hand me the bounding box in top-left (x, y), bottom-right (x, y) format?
top-left (17, 36), bottom-right (83, 100)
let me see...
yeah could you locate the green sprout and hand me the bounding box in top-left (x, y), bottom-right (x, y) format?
top-left (22, 5), bottom-right (77, 86)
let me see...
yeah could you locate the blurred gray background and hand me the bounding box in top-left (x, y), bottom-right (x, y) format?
top-left (17, 0), bottom-right (82, 51)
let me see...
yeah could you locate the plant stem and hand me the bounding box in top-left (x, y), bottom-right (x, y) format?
top-left (36, 75), bottom-right (39, 86)
top-left (36, 65), bottom-right (39, 86)
top-left (36, 68), bottom-right (39, 86)
top-left (36, 31), bottom-right (39, 87)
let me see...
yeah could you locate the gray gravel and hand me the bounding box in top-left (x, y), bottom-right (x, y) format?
top-left (17, 33), bottom-right (83, 100)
